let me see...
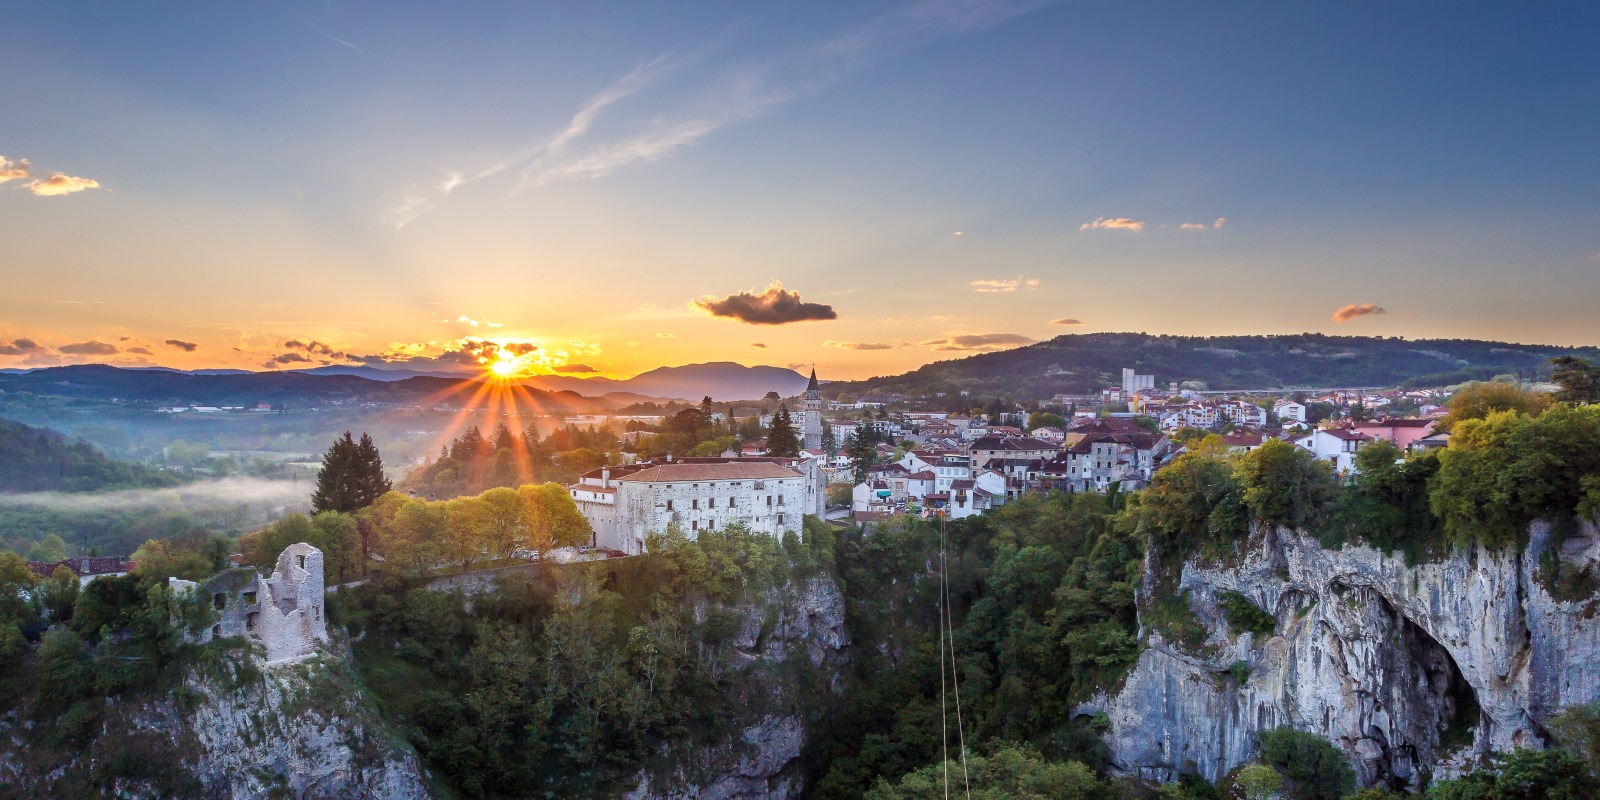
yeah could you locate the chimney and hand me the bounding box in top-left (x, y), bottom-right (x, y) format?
top-left (666, 453), bottom-right (673, 463)
top-left (601, 467), bottom-right (611, 488)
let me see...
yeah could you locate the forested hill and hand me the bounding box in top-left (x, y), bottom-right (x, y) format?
top-left (0, 417), bottom-right (181, 493)
top-left (829, 333), bottom-right (1600, 399)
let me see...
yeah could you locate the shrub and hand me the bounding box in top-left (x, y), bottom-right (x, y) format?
top-left (1217, 592), bottom-right (1276, 638)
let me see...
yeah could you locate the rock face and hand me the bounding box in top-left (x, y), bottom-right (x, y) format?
top-left (1100, 522), bottom-right (1600, 790)
top-left (626, 574), bottom-right (849, 800)
top-left (185, 651), bottom-right (431, 799)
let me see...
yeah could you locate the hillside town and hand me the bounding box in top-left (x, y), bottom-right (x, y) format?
top-left (555, 366), bottom-right (1455, 536)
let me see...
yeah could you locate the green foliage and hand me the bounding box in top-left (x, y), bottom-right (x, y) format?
top-left (1430, 405), bottom-right (1600, 549)
top-left (1234, 762), bottom-right (1283, 800)
top-left (1137, 451), bottom-right (1248, 560)
top-left (343, 521), bottom-right (817, 797)
top-left (1320, 443), bottom-right (1442, 563)
top-left (1550, 356), bottom-right (1600, 405)
top-left (812, 492), bottom-right (1142, 799)
top-left (1427, 748), bottom-right (1600, 800)
top-left (405, 422), bottom-right (617, 497)
top-left (768, 404), bottom-right (801, 457)
top-left (1144, 590), bottom-right (1211, 654)
top-left (311, 431), bottom-right (392, 514)
top-left (864, 744), bottom-right (1106, 799)
top-left (1234, 440), bottom-right (1335, 531)
top-left (1217, 592), bottom-right (1275, 638)
top-left (1436, 381), bottom-right (1552, 434)
top-left (1546, 702), bottom-right (1600, 772)
top-left (1255, 728), bottom-right (1356, 800)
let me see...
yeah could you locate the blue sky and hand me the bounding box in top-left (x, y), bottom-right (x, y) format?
top-left (2, 1), bottom-right (1597, 379)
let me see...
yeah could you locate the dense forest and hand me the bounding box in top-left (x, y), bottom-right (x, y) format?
top-left (828, 333), bottom-right (1600, 400)
top-left (0, 417), bottom-right (181, 493)
top-left (401, 422), bottom-right (618, 499)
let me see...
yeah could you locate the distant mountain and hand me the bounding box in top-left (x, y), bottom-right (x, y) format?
top-left (829, 333), bottom-right (1600, 399)
top-left (0, 417), bottom-right (181, 493)
top-left (520, 362), bottom-right (810, 402)
top-left (293, 365), bottom-right (471, 381)
top-left (0, 364), bottom-right (610, 411)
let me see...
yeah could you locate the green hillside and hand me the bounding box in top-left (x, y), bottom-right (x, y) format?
top-left (829, 333), bottom-right (1600, 399)
top-left (0, 418), bottom-right (181, 494)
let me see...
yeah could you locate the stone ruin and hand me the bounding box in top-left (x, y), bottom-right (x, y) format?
top-left (169, 542), bottom-right (328, 664)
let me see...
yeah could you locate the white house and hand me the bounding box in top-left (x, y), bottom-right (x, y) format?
top-left (1294, 428), bottom-right (1372, 474)
top-left (1274, 401), bottom-right (1307, 423)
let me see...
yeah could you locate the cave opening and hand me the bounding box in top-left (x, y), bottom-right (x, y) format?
top-left (1375, 592), bottom-right (1484, 783)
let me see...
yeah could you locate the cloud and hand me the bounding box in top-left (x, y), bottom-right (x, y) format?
top-left (270, 352), bottom-right (313, 365)
top-left (1331, 303), bottom-right (1388, 323)
top-left (25, 172), bottom-right (101, 196)
top-left (1080, 217), bottom-right (1145, 232)
top-left (919, 333), bottom-right (1037, 352)
top-left (824, 340), bottom-right (897, 351)
top-left (1050, 318), bottom-right (1083, 326)
top-left (58, 340), bottom-right (120, 356)
top-left (1179, 223), bottom-right (1207, 231)
top-left (282, 339), bottom-right (359, 362)
top-left (397, 0), bottom-right (1047, 222)
top-left (969, 276), bottom-right (1040, 293)
top-left (439, 171), bottom-right (465, 193)
top-left (751, 342), bottom-right (767, 348)
top-left (1214, 217), bottom-right (1227, 228)
top-left (656, 333), bottom-right (676, 339)
top-left (382, 195), bottom-right (433, 229)
top-left (0, 156), bottom-right (30, 184)
top-left (692, 282), bottom-right (838, 325)
top-left (126, 346), bottom-right (153, 355)
top-left (0, 338), bottom-right (43, 356)
top-left (553, 363), bottom-right (597, 373)
top-left (164, 339), bottom-right (199, 352)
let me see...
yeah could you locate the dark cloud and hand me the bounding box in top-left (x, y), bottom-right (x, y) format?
top-left (1050, 318), bottom-right (1083, 326)
top-left (58, 340), bottom-right (120, 356)
top-left (0, 338), bottom-right (43, 356)
top-left (126, 346), bottom-right (154, 355)
top-left (553, 363), bottom-right (597, 373)
top-left (270, 352), bottom-right (313, 364)
top-left (283, 339), bottom-right (359, 361)
top-left (919, 333), bottom-right (1037, 352)
top-left (692, 282), bottom-right (837, 325)
top-left (751, 343), bottom-right (767, 348)
top-left (824, 340), bottom-right (896, 351)
top-left (164, 339), bottom-right (199, 352)
top-left (1331, 303), bottom-right (1387, 323)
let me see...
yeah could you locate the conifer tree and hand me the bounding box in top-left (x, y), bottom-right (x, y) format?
top-left (313, 431), bottom-right (391, 514)
top-left (767, 404), bottom-right (801, 457)
top-left (846, 429), bottom-right (875, 484)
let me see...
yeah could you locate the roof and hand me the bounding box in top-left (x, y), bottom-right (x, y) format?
top-left (969, 435), bottom-right (1057, 451)
top-left (807, 368), bottom-right (819, 392)
top-left (1321, 428), bottom-right (1372, 441)
top-left (950, 479), bottom-right (975, 490)
top-left (906, 470), bottom-right (936, 480)
top-left (616, 461), bottom-right (804, 483)
top-left (28, 556), bottom-right (135, 579)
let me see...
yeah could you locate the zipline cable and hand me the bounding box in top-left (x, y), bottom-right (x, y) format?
top-left (941, 517), bottom-right (972, 799)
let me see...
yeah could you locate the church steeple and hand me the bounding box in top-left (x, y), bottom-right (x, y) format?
top-left (807, 367), bottom-right (818, 392)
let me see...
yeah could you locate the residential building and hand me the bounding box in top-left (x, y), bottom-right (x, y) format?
top-left (968, 434), bottom-right (1059, 469)
top-left (1294, 428), bottom-right (1372, 474)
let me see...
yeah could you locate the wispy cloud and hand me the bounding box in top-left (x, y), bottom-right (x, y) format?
top-left (969, 275), bottom-right (1040, 293)
top-left (58, 340), bottom-right (119, 356)
top-left (1331, 303), bottom-right (1387, 323)
top-left (824, 340), bottom-right (898, 351)
top-left (1080, 217), bottom-right (1144, 232)
top-left (1050, 318), bottom-right (1083, 325)
top-left (393, 0), bottom-right (1050, 225)
top-left (1180, 217), bottom-right (1227, 231)
top-left (0, 476), bottom-right (309, 515)
top-left (919, 333), bottom-right (1036, 352)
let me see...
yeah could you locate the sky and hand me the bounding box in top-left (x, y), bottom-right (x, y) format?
top-left (2, 1), bottom-right (1598, 381)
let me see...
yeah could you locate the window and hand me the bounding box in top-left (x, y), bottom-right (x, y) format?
top-left (243, 591), bottom-right (257, 605)
top-left (708, 498), bottom-right (715, 508)
top-left (777, 513), bottom-right (785, 525)
top-left (212, 624), bottom-right (222, 637)
top-left (692, 520), bottom-right (698, 531)
top-left (213, 593), bottom-right (226, 610)
top-left (777, 495), bottom-right (784, 505)
top-left (729, 496), bottom-right (736, 507)
top-left (707, 520), bottom-right (714, 530)
top-left (246, 612), bottom-right (259, 631)
top-left (296, 554), bottom-right (306, 570)
top-left (767, 496), bottom-right (773, 506)
top-left (666, 499), bottom-right (674, 511)
top-left (692, 499), bottom-right (699, 509)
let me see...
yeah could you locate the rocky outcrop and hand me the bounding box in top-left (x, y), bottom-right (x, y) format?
top-left (1099, 522), bottom-right (1600, 790)
top-left (184, 651), bottom-right (430, 799)
top-left (626, 574), bottom-right (849, 800)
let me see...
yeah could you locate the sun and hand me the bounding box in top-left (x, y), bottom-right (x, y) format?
top-left (489, 358), bottom-right (518, 377)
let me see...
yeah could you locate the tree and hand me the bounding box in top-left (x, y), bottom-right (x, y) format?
top-left (1235, 763), bottom-right (1284, 800)
top-left (764, 391), bottom-right (781, 403)
top-left (1551, 356), bottom-right (1600, 405)
top-left (1256, 728), bottom-right (1356, 800)
top-left (1234, 439), bottom-right (1335, 530)
top-left (768, 404), bottom-right (801, 458)
top-left (846, 429), bottom-right (875, 485)
top-left (478, 487), bottom-right (528, 559)
top-left (864, 744), bottom-right (1103, 800)
top-left (821, 423), bottom-right (839, 459)
top-left (1437, 381), bottom-right (1551, 433)
top-left (313, 432), bottom-right (392, 514)
top-left (131, 537), bottom-right (214, 581)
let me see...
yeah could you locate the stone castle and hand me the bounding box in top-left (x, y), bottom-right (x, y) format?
top-left (170, 542), bottom-right (328, 664)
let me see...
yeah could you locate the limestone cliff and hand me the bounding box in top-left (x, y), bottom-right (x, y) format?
top-left (625, 574), bottom-right (849, 800)
top-left (1096, 521), bottom-right (1600, 790)
top-left (0, 641), bottom-right (430, 799)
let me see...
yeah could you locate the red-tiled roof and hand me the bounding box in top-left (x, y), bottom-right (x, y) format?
top-left (617, 462), bottom-right (803, 482)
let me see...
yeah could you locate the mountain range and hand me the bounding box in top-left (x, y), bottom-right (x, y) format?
top-left (0, 362), bottom-right (812, 408)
